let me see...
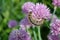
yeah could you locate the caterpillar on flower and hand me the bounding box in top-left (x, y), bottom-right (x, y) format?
top-left (28, 12), bottom-right (44, 26)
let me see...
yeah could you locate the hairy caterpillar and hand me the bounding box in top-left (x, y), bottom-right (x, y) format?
top-left (28, 12), bottom-right (44, 26)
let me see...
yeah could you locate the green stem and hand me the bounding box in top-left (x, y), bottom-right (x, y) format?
top-left (51, 6), bottom-right (57, 22)
top-left (26, 26), bottom-right (32, 40)
top-left (33, 26), bottom-right (37, 40)
top-left (53, 6), bottom-right (57, 15)
top-left (26, 26), bottom-right (31, 36)
top-left (26, 26), bottom-right (29, 32)
top-left (37, 26), bottom-right (42, 40)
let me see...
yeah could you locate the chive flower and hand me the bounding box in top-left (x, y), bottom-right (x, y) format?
top-left (9, 29), bottom-right (31, 40)
top-left (8, 20), bottom-right (17, 28)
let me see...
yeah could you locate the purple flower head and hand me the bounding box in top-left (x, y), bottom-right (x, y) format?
top-left (20, 17), bottom-right (32, 30)
top-left (9, 29), bottom-right (31, 40)
top-left (52, 0), bottom-right (60, 6)
top-left (32, 3), bottom-right (51, 20)
top-left (22, 2), bottom-right (51, 20)
top-left (22, 2), bottom-right (35, 14)
top-left (48, 33), bottom-right (60, 40)
top-left (50, 16), bottom-right (60, 35)
top-left (8, 20), bottom-right (17, 28)
top-left (21, 2), bottom-right (51, 26)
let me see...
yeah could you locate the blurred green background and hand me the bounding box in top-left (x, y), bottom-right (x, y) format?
top-left (0, 0), bottom-right (60, 40)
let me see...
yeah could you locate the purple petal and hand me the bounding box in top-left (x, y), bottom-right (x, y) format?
top-left (52, 0), bottom-right (60, 6)
top-left (20, 17), bottom-right (32, 30)
top-left (8, 20), bottom-right (17, 28)
top-left (22, 2), bottom-right (35, 14)
top-left (9, 29), bottom-right (31, 40)
top-left (50, 16), bottom-right (60, 35)
top-left (48, 33), bottom-right (60, 40)
top-left (32, 3), bottom-right (51, 20)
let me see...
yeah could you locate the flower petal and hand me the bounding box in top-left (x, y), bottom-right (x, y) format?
top-left (20, 17), bottom-right (32, 30)
top-left (48, 33), bottom-right (59, 40)
top-left (8, 20), bottom-right (17, 28)
top-left (9, 29), bottom-right (31, 40)
top-left (22, 2), bottom-right (35, 14)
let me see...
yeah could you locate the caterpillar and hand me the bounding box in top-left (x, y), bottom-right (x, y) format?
top-left (28, 12), bottom-right (44, 26)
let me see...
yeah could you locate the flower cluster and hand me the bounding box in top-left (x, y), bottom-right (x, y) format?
top-left (52, 0), bottom-right (60, 7)
top-left (20, 2), bottom-right (51, 29)
top-left (48, 0), bottom-right (60, 40)
top-left (50, 18), bottom-right (60, 35)
top-left (8, 0), bottom-right (60, 40)
top-left (20, 17), bottom-right (32, 30)
top-left (48, 33), bottom-right (60, 40)
top-left (48, 15), bottom-right (60, 40)
top-left (9, 29), bottom-right (31, 40)
top-left (8, 20), bottom-right (17, 28)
